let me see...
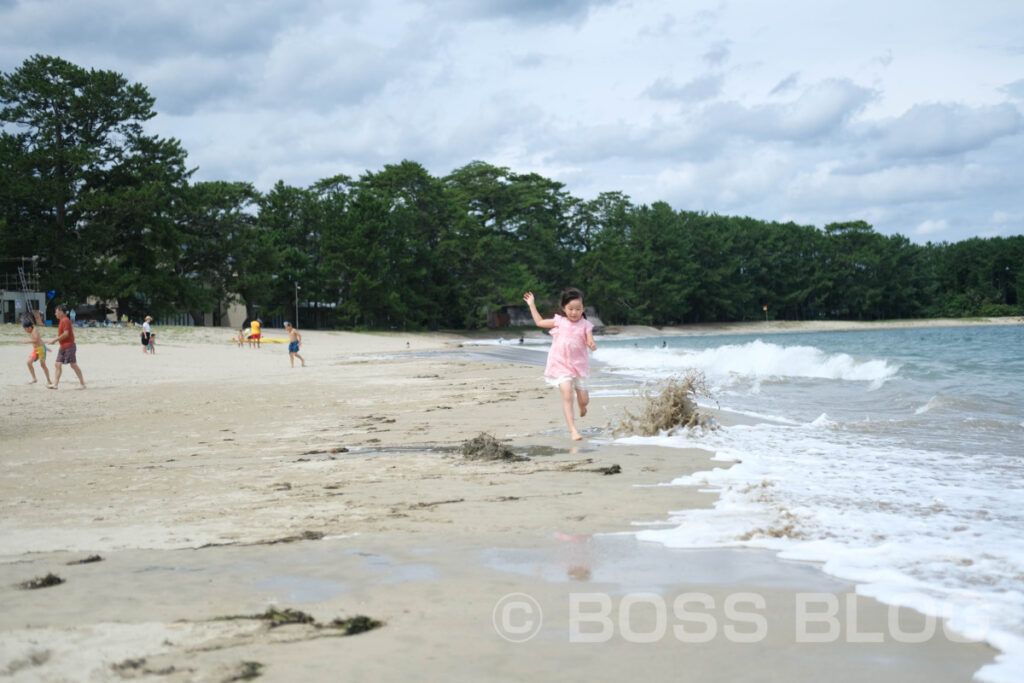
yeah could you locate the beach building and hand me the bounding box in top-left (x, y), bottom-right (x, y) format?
top-left (0, 258), bottom-right (46, 325)
top-left (488, 302), bottom-right (605, 333)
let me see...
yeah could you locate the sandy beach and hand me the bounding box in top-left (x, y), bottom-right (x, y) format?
top-left (1, 318), bottom-right (1012, 681)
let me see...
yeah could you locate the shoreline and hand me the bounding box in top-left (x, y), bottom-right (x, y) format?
top-left (602, 315), bottom-right (1022, 338)
top-left (0, 325), bottom-right (1000, 680)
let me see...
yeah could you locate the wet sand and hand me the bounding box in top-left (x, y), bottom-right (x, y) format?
top-left (0, 321), bottom-right (1004, 681)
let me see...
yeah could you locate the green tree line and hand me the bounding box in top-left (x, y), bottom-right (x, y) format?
top-left (2, 55), bottom-right (1022, 328)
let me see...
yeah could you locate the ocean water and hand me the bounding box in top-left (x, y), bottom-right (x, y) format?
top-left (591, 325), bottom-right (1023, 683)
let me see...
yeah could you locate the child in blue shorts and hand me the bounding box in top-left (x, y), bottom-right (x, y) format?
top-left (283, 322), bottom-right (305, 368)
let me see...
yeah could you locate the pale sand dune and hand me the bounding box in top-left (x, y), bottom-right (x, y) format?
top-left (0, 322), bottom-right (999, 681)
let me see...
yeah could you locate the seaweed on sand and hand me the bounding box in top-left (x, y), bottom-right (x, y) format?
top-left (458, 433), bottom-right (529, 462)
top-left (215, 608), bottom-right (384, 636)
top-left (215, 607), bottom-right (315, 627)
top-left (252, 607), bottom-right (316, 627)
top-left (19, 573), bottom-right (64, 590)
top-left (328, 615), bottom-right (383, 635)
top-left (231, 661), bottom-right (264, 680)
top-left (614, 372), bottom-right (717, 436)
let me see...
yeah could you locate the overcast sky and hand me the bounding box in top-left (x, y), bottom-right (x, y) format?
top-left (3, 0), bottom-right (1023, 243)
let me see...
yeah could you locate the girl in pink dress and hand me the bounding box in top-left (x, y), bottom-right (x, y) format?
top-left (524, 288), bottom-right (597, 440)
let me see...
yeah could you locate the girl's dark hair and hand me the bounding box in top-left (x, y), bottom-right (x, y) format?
top-left (559, 287), bottom-right (585, 315)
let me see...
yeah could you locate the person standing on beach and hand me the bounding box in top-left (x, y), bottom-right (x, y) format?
top-left (524, 288), bottom-right (596, 441)
top-left (141, 316), bottom-right (153, 354)
top-left (49, 305), bottom-right (86, 389)
top-left (284, 322), bottom-right (305, 367)
top-left (21, 321), bottom-right (52, 385)
top-left (249, 318), bottom-right (261, 349)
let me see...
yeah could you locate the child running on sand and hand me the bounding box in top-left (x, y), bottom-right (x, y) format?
top-left (21, 321), bottom-right (52, 385)
top-left (284, 322), bottom-right (305, 367)
top-left (524, 288), bottom-right (597, 440)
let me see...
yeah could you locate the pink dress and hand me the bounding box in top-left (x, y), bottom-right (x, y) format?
top-left (544, 315), bottom-right (594, 379)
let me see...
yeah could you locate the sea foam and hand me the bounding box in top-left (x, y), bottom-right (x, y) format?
top-left (595, 339), bottom-right (899, 386)
top-left (603, 328), bottom-right (1024, 683)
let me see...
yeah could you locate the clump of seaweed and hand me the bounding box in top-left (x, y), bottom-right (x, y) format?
top-left (110, 659), bottom-right (179, 677)
top-left (255, 607), bottom-right (316, 628)
top-left (614, 372), bottom-right (717, 436)
top-left (215, 608), bottom-right (384, 637)
top-left (111, 658), bottom-right (145, 672)
top-left (328, 615), bottom-right (383, 635)
top-left (215, 607), bottom-right (315, 627)
top-left (19, 573), bottom-right (64, 590)
top-left (736, 509), bottom-right (805, 540)
top-left (66, 555), bottom-right (103, 565)
top-left (458, 433), bottom-right (529, 462)
top-left (231, 661), bottom-right (264, 680)
top-left (263, 530), bottom-right (324, 545)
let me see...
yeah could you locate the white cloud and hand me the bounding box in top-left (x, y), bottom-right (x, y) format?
top-left (992, 210), bottom-right (1023, 225)
top-left (138, 55), bottom-right (254, 116)
top-left (1001, 78), bottom-right (1024, 100)
top-left (914, 219), bottom-right (949, 236)
top-left (769, 79), bottom-right (876, 139)
top-left (434, 0), bottom-right (618, 25)
top-left (2, 0), bottom-right (1023, 244)
top-left (768, 72), bottom-right (800, 97)
top-left (788, 162), bottom-right (999, 209)
top-left (873, 103), bottom-right (1024, 160)
top-left (644, 74), bottom-right (723, 103)
top-left (702, 41), bottom-right (731, 67)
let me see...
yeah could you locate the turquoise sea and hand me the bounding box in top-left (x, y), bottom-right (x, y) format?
top-left (584, 324), bottom-right (1023, 682)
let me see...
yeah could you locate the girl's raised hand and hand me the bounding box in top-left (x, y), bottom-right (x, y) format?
top-left (523, 292), bottom-right (535, 306)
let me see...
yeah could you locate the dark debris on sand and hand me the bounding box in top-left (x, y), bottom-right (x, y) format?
top-left (19, 573), bottom-right (65, 590)
top-left (216, 607), bottom-right (383, 636)
top-left (230, 661), bottom-right (264, 681)
top-left (458, 433), bottom-right (529, 462)
top-left (328, 615), bottom-right (384, 635)
top-left (615, 372), bottom-right (718, 436)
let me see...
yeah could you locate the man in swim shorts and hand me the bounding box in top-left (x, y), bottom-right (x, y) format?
top-left (49, 305), bottom-right (86, 389)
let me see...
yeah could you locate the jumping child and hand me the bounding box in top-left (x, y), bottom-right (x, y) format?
top-left (284, 322), bottom-right (305, 367)
top-left (22, 321), bottom-right (52, 385)
top-left (523, 288), bottom-right (597, 440)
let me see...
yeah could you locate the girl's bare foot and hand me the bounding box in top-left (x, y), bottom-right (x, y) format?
top-left (570, 431), bottom-right (583, 441)
top-left (579, 404), bottom-right (587, 417)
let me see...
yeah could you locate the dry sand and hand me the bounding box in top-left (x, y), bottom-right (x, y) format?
top-left (0, 319), bottom-right (1009, 681)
